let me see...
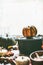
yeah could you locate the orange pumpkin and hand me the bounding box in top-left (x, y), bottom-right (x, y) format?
top-left (22, 26), bottom-right (37, 37)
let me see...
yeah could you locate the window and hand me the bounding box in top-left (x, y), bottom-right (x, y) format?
top-left (0, 0), bottom-right (43, 35)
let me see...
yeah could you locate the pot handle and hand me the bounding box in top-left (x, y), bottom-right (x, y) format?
top-left (12, 60), bottom-right (16, 65)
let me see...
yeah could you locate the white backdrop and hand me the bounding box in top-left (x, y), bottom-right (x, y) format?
top-left (0, 0), bottom-right (43, 36)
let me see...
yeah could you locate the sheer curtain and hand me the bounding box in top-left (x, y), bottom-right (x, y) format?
top-left (0, 0), bottom-right (43, 36)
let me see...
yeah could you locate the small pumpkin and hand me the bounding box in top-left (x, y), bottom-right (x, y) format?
top-left (31, 26), bottom-right (37, 36)
top-left (22, 26), bottom-right (37, 37)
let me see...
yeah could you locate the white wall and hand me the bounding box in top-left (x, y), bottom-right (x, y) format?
top-left (0, 0), bottom-right (43, 36)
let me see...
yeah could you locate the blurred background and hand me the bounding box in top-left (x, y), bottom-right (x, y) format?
top-left (0, 0), bottom-right (43, 36)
